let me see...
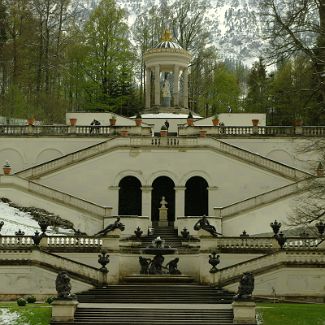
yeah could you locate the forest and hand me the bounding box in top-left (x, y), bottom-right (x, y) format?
top-left (0, 0), bottom-right (324, 125)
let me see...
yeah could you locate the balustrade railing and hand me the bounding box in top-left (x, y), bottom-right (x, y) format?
top-left (1, 124), bottom-right (325, 137)
top-left (215, 237), bottom-right (276, 249)
top-left (0, 236), bottom-right (34, 247)
top-left (46, 236), bottom-right (102, 247)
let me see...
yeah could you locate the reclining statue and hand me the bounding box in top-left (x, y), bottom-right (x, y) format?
top-left (194, 215), bottom-right (222, 237)
top-left (95, 217), bottom-right (125, 236)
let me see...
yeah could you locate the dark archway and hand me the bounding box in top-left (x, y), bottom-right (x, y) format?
top-left (185, 176), bottom-right (208, 216)
top-left (118, 176), bottom-right (142, 216)
top-left (151, 176), bottom-right (175, 225)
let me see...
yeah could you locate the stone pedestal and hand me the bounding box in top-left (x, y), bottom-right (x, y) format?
top-left (295, 126), bottom-right (303, 135)
top-left (51, 299), bottom-right (78, 322)
top-left (101, 229), bottom-right (122, 250)
top-left (232, 301), bottom-right (256, 324)
top-left (252, 126), bottom-right (259, 135)
top-left (159, 207), bottom-right (168, 227)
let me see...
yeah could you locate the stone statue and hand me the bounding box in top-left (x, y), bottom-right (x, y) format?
top-left (233, 272), bottom-right (255, 300)
top-left (162, 76), bottom-right (171, 107)
top-left (194, 215), bottom-right (222, 237)
top-left (160, 196), bottom-right (168, 208)
top-left (95, 217), bottom-right (125, 236)
top-left (149, 254), bottom-right (165, 274)
top-left (55, 271), bottom-right (76, 300)
top-left (139, 256), bottom-right (151, 274)
top-left (166, 258), bottom-right (181, 275)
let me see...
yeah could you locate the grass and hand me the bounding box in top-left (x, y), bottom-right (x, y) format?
top-left (0, 301), bottom-right (324, 325)
top-left (0, 302), bottom-right (51, 325)
top-left (257, 303), bottom-right (325, 325)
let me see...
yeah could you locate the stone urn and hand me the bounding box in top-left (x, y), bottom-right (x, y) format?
top-left (69, 118), bottom-right (77, 126)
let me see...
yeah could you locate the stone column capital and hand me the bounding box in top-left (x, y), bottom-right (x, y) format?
top-left (174, 186), bottom-right (186, 191)
top-left (207, 186), bottom-right (218, 191)
top-left (141, 186), bottom-right (153, 192)
top-left (109, 186), bottom-right (120, 191)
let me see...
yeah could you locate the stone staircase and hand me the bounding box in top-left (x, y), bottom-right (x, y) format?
top-left (140, 226), bottom-right (183, 248)
top-left (51, 283), bottom-right (237, 325)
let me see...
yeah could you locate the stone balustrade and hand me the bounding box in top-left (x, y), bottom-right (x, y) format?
top-left (215, 237), bottom-right (276, 249)
top-left (0, 236), bottom-right (34, 247)
top-left (216, 250), bottom-right (325, 286)
top-left (0, 176), bottom-right (112, 218)
top-left (46, 236), bottom-right (102, 248)
top-left (215, 179), bottom-right (310, 218)
top-left (0, 124), bottom-right (324, 137)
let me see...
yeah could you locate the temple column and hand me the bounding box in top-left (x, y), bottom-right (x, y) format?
top-left (154, 65), bottom-right (160, 106)
top-left (145, 67), bottom-right (151, 108)
top-left (207, 186), bottom-right (218, 217)
top-left (173, 65), bottom-right (180, 106)
top-left (109, 186), bottom-right (120, 216)
top-left (141, 186), bottom-right (153, 218)
top-left (175, 186), bottom-right (186, 218)
top-left (183, 68), bottom-right (189, 108)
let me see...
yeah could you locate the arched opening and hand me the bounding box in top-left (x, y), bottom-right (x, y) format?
top-left (185, 176), bottom-right (208, 216)
top-left (118, 176), bottom-right (142, 216)
top-left (151, 176), bottom-right (175, 225)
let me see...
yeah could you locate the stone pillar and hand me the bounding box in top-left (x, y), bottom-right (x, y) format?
top-left (109, 186), bottom-right (120, 216)
top-left (232, 301), bottom-right (257, 324)
top-left (154, 65), bottom-right (160, 106)
top-left (141, 186), bottom-right (152, 218)
top-left (183, 68), bottom-right (189, 108)
top-left (173, 65), bottom-right (180, 106)
top-left (207, 186), bottom-right (218, 217)
top-left (158, 196), bottom-right (168, 227)
top-left (145, 67), bottom-right (151, 109)
top-left (175, 186), bottom-right (186, 218)
top-left (51, 300), bottom-right (78, 322)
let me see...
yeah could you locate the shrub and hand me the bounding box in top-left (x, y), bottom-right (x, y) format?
top-left (46, 296), bottom-right (56, 304)
top-left (17, 298), bottom-right (27, 306)
top-left (26, 295), bottom-right (36, 303)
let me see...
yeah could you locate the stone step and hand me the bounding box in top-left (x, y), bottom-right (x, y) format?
top-left (52, 308), bottom-right (234, 325)
top-left (76, 284), bottom-right (234, 304)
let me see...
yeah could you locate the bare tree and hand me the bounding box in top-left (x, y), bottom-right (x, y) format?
top-left (260, 0), bottom-right (325, 112)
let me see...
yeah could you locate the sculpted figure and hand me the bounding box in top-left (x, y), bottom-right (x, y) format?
top-left (55, 271), bottom-right (75, 300)
top-left (166, 258), bottom-right (181, 275)
top-left (233, 272), bottom-right (255, 300)
top-left (194, 215), bottom-right (222, 237)
top-left (95, 217), bottom-right (125, 236)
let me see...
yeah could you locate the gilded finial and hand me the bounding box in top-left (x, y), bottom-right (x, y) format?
top-left (162, 30), bottom-right (173, 42)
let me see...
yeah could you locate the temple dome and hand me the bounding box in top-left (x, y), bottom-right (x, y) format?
top-left (154, 41), bottom-right (183, 50)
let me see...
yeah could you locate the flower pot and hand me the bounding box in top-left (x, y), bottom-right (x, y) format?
top-left (160, 130), bottom-right (167, 137)
top-left (293, 119), bottom-right (303, 126)
top-left (187, 118), bottom-right (194, 126)
top-left (199, 130), bottom-right (207, 138)
top-left (27, 118), bottom-right (35, 126)
top-left (69, 118), bottom-right (77, 126)
top-left (119, 130), bottom-right (128, 137)
top-left (3, 166), bottom-right (11, 175)
top-left (252, 119), bottom-right (259, 127)
top-left (212, 118), bottom-right (219, 126)
top-left (135, 118), bottom-right (142, 127)
top-left (109, 119), bottom-right (116, 126)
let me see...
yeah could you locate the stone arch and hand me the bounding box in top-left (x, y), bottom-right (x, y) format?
top-left (114, 170), bottom-right (145, 187)
top-left (266, 149), bottom-right (294, 167)
top-left (179, 170), bottom-right (212, 187)
top-left (118, 176), bottom-right (142, 216)
top-left (185, 176), bottom-right (209, 216)
top-left (151, 176), bottom-right (175, 225)
top-left (147, 170), bottom-right (178, 187)
top-left (36, 149), bottom-right (63, 165)
top-left (0, 148), bottom-right (25, 173)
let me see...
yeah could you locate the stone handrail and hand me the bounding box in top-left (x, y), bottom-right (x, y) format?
top-left (0, 248), bottom-right (102, 284)
top-left (0, 236), bottom-right (34, 247)
top-left (214, 237), bottom-right (276, 249)
top-left (215, 179), bottom-right (310, 218)
top-left (215, 140), bottom-right (310, 180)
top-left (46, 236), bottom-right (102, 247)
top-left (217, 250), bottom-right (325, 285)
top-left (15, 135), bottom-right (308, 182)
top-left (35, 250), bottom-right (102, 283)
top-left (0, 176), bottom-right (111, 217)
